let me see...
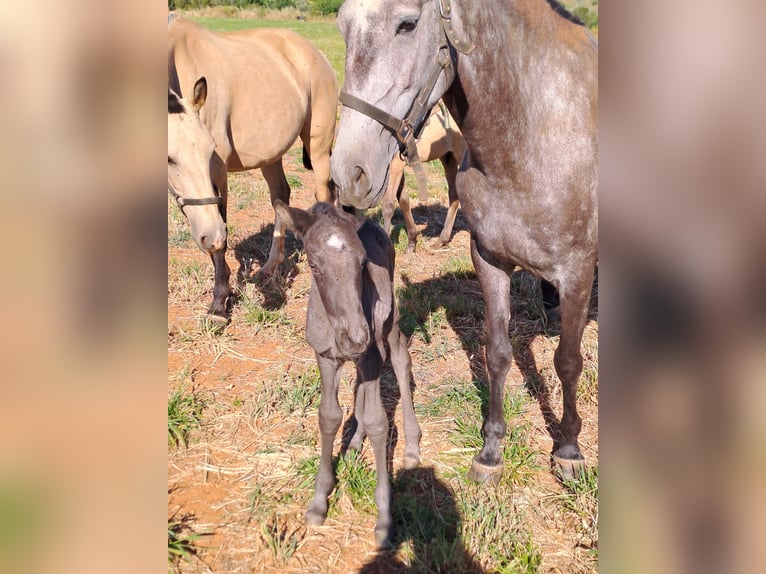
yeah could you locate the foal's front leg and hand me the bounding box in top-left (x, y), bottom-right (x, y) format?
top-left (356, 350), bottom-right (392, 548)
top-left (305, 354), bottom-right (343, 527)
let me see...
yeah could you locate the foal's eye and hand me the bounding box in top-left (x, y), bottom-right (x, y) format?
top-left (397, 18), bottom-right (418, 35)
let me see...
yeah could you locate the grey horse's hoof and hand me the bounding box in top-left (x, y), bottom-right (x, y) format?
top-left (468, 460), bottom-right (504, 485)
top-left (552, 454), bottom-right (586, 481)
top-left (204, 313), bottom-right (229, 329)
top-left (402, 452), bottom-right (420, 470)
top-left (374, 525), bottom-right (392, 549)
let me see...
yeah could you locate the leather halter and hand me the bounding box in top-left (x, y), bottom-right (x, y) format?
top-left (168, 181), bottom-right (222, 210)
top-left (338, 0), bottom-right (474, 201)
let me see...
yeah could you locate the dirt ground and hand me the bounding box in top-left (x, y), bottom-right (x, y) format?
top-left (168, 143), bottom-right (598, 573)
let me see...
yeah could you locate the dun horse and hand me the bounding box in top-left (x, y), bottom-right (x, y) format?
top-left (168, 16), bottom-right (338, 321)
top-left (274, 201), bottom-right (421, 547)
top-left (331, 0), bottom-right (598, 481)
top-left (382, 102), bottom-right (467, 252)
top-left (168, 83), bottom-right (227, 259)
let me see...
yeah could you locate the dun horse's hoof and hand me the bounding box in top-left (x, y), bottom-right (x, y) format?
top-left (552, 454), bottom-right (586, 481)
top-left (429, 237), bottom-right (448, 249)
top-left (204, 313), bottom-right (229, 329)
top-left (468, 460), bottom-right (504, 485)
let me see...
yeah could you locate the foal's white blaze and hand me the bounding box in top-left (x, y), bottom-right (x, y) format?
top-left (326, 234), bottom-right (345, 250)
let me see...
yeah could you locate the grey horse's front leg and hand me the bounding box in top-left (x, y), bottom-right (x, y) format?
top-left (305, 354), bottom-right (343, 527)
top-left (468, 237), bottom-right (512, 485)
top-left (388, 327), bottom-right (421, 469)
top-left (356, 349), bottom-right (392, 548)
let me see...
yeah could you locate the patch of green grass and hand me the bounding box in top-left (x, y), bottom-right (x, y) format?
top-left (168, 385), bottom-right (206, 448)
top-left (440, 254), bottom-right (475, 279)
top-left (168, 516), bottom-right (208, 568)
top-left (286, 174), bottom-right (304, 189)
top-left (271, 366), bottom-right (322, 416)
top-left (330, 450), bottom-right (378, 516)
top-left (259, 513), bottom-right (302, 563)
top-left (458, 489), bottom-right (543, 574)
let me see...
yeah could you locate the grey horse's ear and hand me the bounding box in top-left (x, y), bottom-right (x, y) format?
top-left (192, 77), bottom-right (207, 110)
top-left (274, 200), bottom-right (314, 239)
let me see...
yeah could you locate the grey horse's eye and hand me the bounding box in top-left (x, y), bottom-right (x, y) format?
top-left (397, 18), bottom-right (418, 35)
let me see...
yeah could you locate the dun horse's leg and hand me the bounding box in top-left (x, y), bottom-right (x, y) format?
top-left (468, 237), bottom-right (512, 485)
top-left (260, 161), bottom-right (291, 276)
top-left (398, 189), bottom-right (421, 253)
top-left (382, 160), bottom-right (405, 237)
top-left (356, 350), bottom-right (392, 548)
top-left (432, 152), bottom-right (460, 248)
top-left (305, 354), bottom-right (343, 527)
top-left (208, 153), bottom-right (231, 321)
top-left (550, 265), bottom-right (594, 480)
top-left (387, 327), bottom-right (421, 469)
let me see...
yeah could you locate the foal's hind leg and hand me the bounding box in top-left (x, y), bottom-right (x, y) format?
top-left (387, 327), bottom-right (421, 469)
top-left (208, 153), bottom-right (231, 322)
top-left (468, 237), bottom-right (512, 485)
top-left (550, 264), bottom-right (595, 480)
top-left (260, 160), bottom-right (291, 277)
top-left (305, 354), bottom-right (343, 527)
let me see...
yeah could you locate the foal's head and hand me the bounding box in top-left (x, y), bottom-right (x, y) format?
top-left (167, 78), bottom-right (226, 254)
top-left (275, 201), bottom-right (371, 357)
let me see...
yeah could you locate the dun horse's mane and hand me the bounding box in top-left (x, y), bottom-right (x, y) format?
top-left (543, 0), bottom-right (585, 26)
top-left (168, 91), bottom-right (185, 115)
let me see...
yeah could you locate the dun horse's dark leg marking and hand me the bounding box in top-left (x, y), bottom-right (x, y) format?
top-left (208, 153), bottom-right (231, 322)
top-left (261, 161), bottom-right (292, 276)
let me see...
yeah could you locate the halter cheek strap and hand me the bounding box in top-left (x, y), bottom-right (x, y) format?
top-left (338, 0), bottom-right (474, 202)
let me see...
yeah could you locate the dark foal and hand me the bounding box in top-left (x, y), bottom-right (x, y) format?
top-left (274, 201), bottom-right (421, 548)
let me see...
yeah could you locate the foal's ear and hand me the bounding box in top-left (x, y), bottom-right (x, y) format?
top-left (274, 200), bottom-right (314, 239)
top-left (192, 77), bottom-right (207, 110)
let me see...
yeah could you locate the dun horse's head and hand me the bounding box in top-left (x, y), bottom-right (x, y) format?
top-left (167, 78), bottom-right (227, 254)
top-left (331, 0), bottom-right (452, 209)
top-left (275, 202), bottom-right (371, 357)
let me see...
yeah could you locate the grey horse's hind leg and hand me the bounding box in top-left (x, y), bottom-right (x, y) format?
top-left (550, 264), bottom-right (594, 480)
top-left (468, 237), bottom-right (512, 485)
top-left (305, 354), bottom-right (343, 527)
top-left (387, 328), bottom-right (421, 469)
top-left (355, 350), bottom-right (392, 548)
top-left (260, 160), bottom-right (291, 276)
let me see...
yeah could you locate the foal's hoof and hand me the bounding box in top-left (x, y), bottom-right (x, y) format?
top-left (468, 460), bottom-right (504, 485)
top-left (552, 454), bottom-right (586, 482)
top-left (304, 508), bottom-right (326, 527)
top-left (374, 525), bottom-right (392, 549)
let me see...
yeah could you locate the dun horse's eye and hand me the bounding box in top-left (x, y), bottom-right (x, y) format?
top-left (168, 156), bottom-right (175, 165)
top-left (397, 19), bottom-right (418, 35)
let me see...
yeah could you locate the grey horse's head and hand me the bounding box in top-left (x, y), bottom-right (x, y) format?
top-left (331, 0), bottom-right (450, 209)
top-left (275, 201), bottom-right (371, 358)
top-left (167, 78), bottom-right (227, 254)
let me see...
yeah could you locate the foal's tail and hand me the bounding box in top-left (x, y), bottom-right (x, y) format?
top-left (302, 144), bottom-right (313, 171)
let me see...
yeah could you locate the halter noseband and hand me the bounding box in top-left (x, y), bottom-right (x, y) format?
top-left (338, 0), bottom-right (474, 202)
top-left (168, 181), bottom-right (222, 210)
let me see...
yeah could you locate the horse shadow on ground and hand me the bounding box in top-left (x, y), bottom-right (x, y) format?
top-left (391, 268), bottom-right (598, 467)
top-left (357, 466), bottom-right (486, 574)
top-left (231, 223), bottom-right (304, 310)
